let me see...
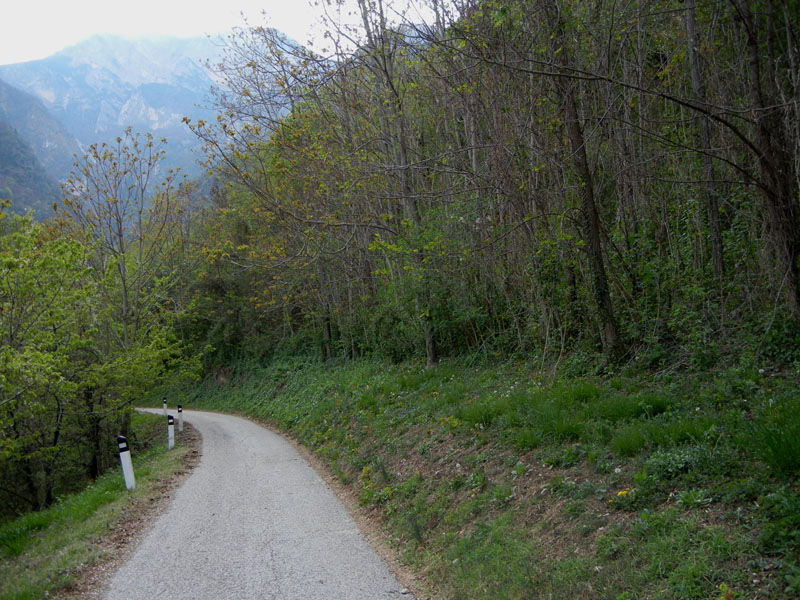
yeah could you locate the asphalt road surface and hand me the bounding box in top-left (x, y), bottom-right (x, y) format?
top-left (105, 409), bottom-right (413, 600)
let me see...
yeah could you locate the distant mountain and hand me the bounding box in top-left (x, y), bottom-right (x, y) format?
top-left (0, 78), bottom-right (81, 181)
top-left (0, 34), bottom-right (223, 177)
top-left (0, 120), bottom-right (60, 217)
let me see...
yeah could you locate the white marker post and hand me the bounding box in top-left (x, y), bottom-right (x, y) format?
top-left (162, 396), bottom-right (168, 416)
top-left (167, 414), bottom-right (175, 450)
top-left (117, 436), bottom-right (136, 490)
top-left (177, 405), bottom-right (184, 432)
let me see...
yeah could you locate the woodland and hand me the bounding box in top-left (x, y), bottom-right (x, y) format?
top-left (1, 0), bottom-right (799, 522)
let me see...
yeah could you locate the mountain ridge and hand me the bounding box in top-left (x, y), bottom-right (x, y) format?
top-left (0, 78), bottom-right (81, 181)
top-left (0, 120), bottom-right (60, 216)
top-left (0, 34), bottom-right (223, 178)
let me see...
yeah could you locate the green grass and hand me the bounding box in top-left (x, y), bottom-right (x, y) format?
top-left (747, 395), bottom-right (800, 475)
top-left (149, 358), bottom-right (800, 599)
top-left (0, 412), bottom-right (193, 600)
top-left (590, 509), bottom-right (747, 599)
top-left (441, 514), bottom-right (538, 600)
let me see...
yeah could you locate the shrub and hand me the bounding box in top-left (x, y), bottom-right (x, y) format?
top-left (759, 486), bottom-right (800, 559)
top-left (609, 471), bottom-right (664, 510)
top-left (594, 394), bottom-right (646, 422)
top-left (646, 416), bottom-right (715, 447)
top-left (542, 445), bottom-right (585, 467)
top-left (460, 399), bottom-right (506, 428)
top-left (644, 446), bottom-right (710, 481)
top-left (445, 515), bottom-right (537, 600)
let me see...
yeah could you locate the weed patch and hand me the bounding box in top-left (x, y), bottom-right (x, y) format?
top-left (443, 515), bottom-right (537, 600)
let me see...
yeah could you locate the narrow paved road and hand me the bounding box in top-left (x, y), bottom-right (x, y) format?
top-left (105, 410), bottom-right (412, 600)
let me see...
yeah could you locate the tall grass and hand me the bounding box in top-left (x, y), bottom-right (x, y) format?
top-left (747, 397), bottom-right (800, 476)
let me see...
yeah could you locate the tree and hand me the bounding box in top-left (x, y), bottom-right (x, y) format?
top-left (178, 0), bottom-right (800, 368)
top-left (0, 213), bottom-right (89, 511)
top-left (61, 129), bottom-right (192, 351)
top-left (56, 130), bottom-right (196, 480)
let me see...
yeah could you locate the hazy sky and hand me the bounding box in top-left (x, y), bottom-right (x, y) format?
top-left (0, 0), bottom-right (337, 65)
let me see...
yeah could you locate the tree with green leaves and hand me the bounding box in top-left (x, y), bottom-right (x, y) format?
top-left (0, 131), bottom-right (201, 517)
top-left (0, 213), bottom-right (90, 511)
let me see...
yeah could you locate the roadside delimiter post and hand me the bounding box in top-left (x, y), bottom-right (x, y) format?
top-left (168, 414), bottom-right (175, 450)
top-left (162, 396), bottom-right (168, 416)
top-left (118, 435), bottom-right (136, 490)
top-left (178, 404), bottom-right (184, 432)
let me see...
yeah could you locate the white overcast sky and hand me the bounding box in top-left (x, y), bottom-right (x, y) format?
top-left (0, 0), bottom-right (363, 65)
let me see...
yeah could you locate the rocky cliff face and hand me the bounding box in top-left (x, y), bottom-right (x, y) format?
top-left (0, 34), bottom-right (222, 177)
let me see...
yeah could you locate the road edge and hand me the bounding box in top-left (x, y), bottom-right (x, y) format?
top-left (55, 423), bottom-right (203, 599)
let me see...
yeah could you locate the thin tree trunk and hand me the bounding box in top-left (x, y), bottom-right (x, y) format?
top-left (549, 1), bottom-right (620, 356)
top-left (734, 0), bottom-right (800, 315)
top-left (322, 309), bottom-right (333, 361)
top-left (686, 0), bottom-right (725, 281)
top-left (562, 88), bottom-right (620, 355)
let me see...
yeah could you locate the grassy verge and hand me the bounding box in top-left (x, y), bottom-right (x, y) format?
top-left (0, 412), bottom-right (195, 600)
top-left (157, 357), bottom-right (800, 599)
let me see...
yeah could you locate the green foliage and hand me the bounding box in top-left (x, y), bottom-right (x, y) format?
top-left (0, 130), bottom-right (199, 517)
top-left (598, 508), bottom-right (744, 599)
top-left (511, 427), bottom-right (541, 451)
top-left (443, 515), bottom-right (537, 600)
top-left (611, 415), bottom-right (716, 459)
top-left (644, 446), bottom-right (715, 481)
top-left (611, 426), bottom-right (648, 457)
top-left (541, 445), bottom-right (585, 467)
top-left (675, 489), bottom-right (713, 509)
top-left (595, 391), bottom-right (671, 422)
top-left (758, 317), bottom-right (800, 365)
top-left (176, 0), bottom-right (800, 369)
top-left (459, 399), bottom-right (505, 428)
top-left (759, 487), bottom-right (800, 559)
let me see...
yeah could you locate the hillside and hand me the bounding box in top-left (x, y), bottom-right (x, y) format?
top-left (168, 358), bottom-right (800, 600)
top-left (0, 78), bottom-right (80, 181)
top-left (0, 121), bottom-right (60, 216)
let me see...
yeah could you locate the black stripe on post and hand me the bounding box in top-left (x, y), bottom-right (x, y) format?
top-left (168, 415), bottom-right (174, 425)
top-left (117, 436), bottom-right (129, 452)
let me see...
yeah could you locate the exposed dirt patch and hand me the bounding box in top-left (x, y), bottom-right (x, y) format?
top-left (55, 424), bottom-right (202, 599)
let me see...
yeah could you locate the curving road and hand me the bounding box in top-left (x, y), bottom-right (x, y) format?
top-left (105, 410), bottom-right (413, 600)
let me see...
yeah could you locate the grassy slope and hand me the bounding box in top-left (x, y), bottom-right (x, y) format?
top-left (0, 412), bottom-right (195, 600)
top-left (162, 358), bottom-right (799, 600)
